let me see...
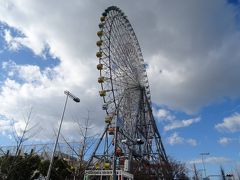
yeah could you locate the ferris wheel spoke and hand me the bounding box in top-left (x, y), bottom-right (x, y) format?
top-left (106, 30), bottom-right (138, 72)
top-left (103, 16), bottom-right (141, 81)
top-left (110, 23), bottom-right (139, 73)
top-left (109, 46), bottom-right (138, 80)
top-left (109, 63), bottom-right (137, 85)
top-left (100, 41), bottom-right (138, 83)
top-left (106, 58), bottom-right (138, 85)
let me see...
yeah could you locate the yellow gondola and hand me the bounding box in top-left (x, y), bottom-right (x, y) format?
top-left (100, 16), bottom-right (105, 22)
top-left (99, 90), bottom-right (106, 97)
top-left (104, 162), bottom-right (110, 169)
top-left (98, 76), bottom-right (105, 83)
top-left (96, 52), bottom-right (102, 58)
top-left (105, 115), bottom-right (112, 123)
top-left (97, 31), bottom-right (104, 37)
top-left (97, 63), bottom-right (103, 70)
top-left (96, 40), bottom-right (103, 47)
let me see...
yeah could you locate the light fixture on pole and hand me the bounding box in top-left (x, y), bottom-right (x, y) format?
top-left (200, 152), bottom-right (210, 178)
top-left (46, 90), bottom-right (80, 180)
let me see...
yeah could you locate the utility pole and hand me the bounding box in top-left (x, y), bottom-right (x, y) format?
top-left (200, 152), bottom-right (210, 178)
top-left (193, 164), bottom-right (199, 180)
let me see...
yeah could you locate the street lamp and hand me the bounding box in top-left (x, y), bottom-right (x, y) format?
top-left (200, 152), bottom-right (210, 178)
top-left (46, 90), bottom-right (80, 180)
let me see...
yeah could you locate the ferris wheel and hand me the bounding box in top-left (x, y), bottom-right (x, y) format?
top-left (85, 6), bottom-right (168, 179)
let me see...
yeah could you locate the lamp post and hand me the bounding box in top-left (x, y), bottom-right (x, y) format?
top-left (46, 90), bottom-right (80, 180)
top-left (200, 152), bottom-right (210, 178)
top-left (112, 111), bottom-right (119, 180)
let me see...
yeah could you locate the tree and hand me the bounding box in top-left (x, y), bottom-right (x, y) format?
top-left (1, 108), bottom-right (40, 179)
top-left (0, 152), bottom-right (41, 180)
top-left (60, 110), bottom-right (99, 179)
top-left (0, 153), bottom-right (72, 180)
top-left (11, 108), bottom-right (34, 156)
top-left (39, 157), bottom-right (72, 180)
top-left (220, 166), bottom-right (226, 180)
top-left (162, 157), bottom-right (189, 180)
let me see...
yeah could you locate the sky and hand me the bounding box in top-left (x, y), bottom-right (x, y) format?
top-left (0, 0), bottom-right (240, 178)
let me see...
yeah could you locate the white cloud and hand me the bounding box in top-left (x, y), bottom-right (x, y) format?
top-left (2, 60), bottom-right (53, 83)
top-left (0, 60), bottom-right (102, 141)
top-left (0, 0), bottom-right (105, 141)
top-left (218, 137), bottom-right (233, 145)
top-left (166, 132), bottom-right (184, 145)
top-left (0, 117), bottom-right (12, 132)
top-left (164, 117), bottom-right (200, 131)
top-left (186, 138), bottom-right (197, 146)
top-left (156, 109), bottom-right (170, 119)
top-left (215, 113), bottom-right (240, 132)
top-left (153, 107), bottom-right (200, 131)
top-left (189, 156), bottom-right (232, 164)
top-left (166, 132), bottom-right (197, 146)
top-left (3, 29), bottom-right (22, 51)
top-left (153, 108), bottom-right (174, 121)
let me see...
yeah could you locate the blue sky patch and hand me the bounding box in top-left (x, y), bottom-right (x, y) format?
top-left (227, 0), bottom-right (240, 5)
top-left (0, 22), bottom-right (60, 70)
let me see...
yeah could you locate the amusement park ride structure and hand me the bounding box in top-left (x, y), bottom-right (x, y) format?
top-left (84, 6), bottom-right (170, 180)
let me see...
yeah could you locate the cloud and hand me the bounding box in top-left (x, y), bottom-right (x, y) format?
top-left (141, 0), bottom-right (240, 113)
top-left (0, 0), bottom-right (239, 142)
top-left (0, 59), bottom-right (102, 141)
top-left (186, 138), bottom-right (197, 146)
top-left (153, 107), bottom-right (200, 131)
top-left (0, 115), bottom-right (12, 134)
top-left (153, 108), bottom-right (174, 121)
top-left (215, 113), bottom-right (240, 132)
top-left (166, 132), bottom-right (197, 146)
top-left (217, 137), bottom-right (233, 145)
top-left (189, 156), bottom-right (232, 164)
top-left (3, 29), bottom-right (22, 51)
top-left (0, 0), bottom-right (106, 141)
top-left (166, 132), bottom-right (184, 145)
top-left (164, 117), bottom-right (200, 131)
top-left (2, 60), bottom-right (55, 83)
